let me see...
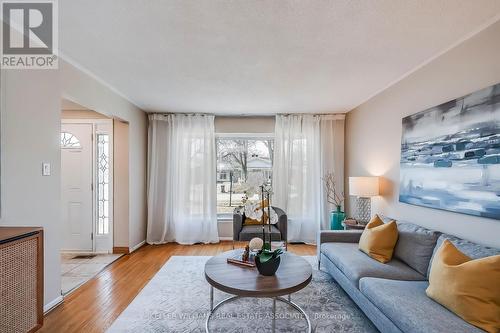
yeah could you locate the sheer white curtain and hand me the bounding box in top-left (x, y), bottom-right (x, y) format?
top-left (273, 114), bottom-right (345, 243)
top-left (273, 115), bottom-right (321, 243)
top-left (147, 114), bottom-right (219, 245)
top-left (319, 116), bottom-right (345, 230)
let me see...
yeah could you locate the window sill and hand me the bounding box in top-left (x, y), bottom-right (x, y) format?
top-left (217, 218), bottom-right (233, 223)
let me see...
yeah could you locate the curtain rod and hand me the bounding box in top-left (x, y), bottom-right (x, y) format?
top-left (149, 112), bottom-right (345, 118)
top-left (277, 113), bottom-right (345, 119)
top-left (150, 113), bottom-right (214, 116)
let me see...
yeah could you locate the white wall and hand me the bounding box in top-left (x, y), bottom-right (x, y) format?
top-left (345, 20), bottom-right (500, 247)
top-left (215, 116), bottom-right (275, 133)
top-left (0, 59), bottom-right (148, 309)
top-left (113, 119), bottom-right (130, 248)
top-left (60, 60), bottom-right (148, 249)
top-left (1, 69), bottom-right (62, 308)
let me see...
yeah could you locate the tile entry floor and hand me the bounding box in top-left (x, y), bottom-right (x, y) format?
top-left (61, 252), bottom-right (122, 295)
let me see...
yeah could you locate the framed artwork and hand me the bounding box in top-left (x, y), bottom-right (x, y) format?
top-left (400, 82), bottom-right (500, 220)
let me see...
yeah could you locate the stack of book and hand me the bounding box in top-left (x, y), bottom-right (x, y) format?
top-left (227, 251), bottom-right (255, 268)
top-left (226, 242), bottom-right (286, 268)
top-left (343, 219), bottom-right (358, 227)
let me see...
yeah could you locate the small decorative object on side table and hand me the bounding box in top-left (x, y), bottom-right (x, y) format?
top-left (331, 205), bottom-right (346, 230)
top-left (323, 171), bottom-right (345, 230)
top-left (342, 218), bottom-right (367, 230)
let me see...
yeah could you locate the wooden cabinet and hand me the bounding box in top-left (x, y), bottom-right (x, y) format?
top-left (0, 227), bottom-right (43, 333)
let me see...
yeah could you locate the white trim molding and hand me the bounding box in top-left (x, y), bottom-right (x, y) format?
top-left (130, 240), bottom-right (146, 253)
top-left (44, 295), bottom-right (64, 314)
top-left (60, 52), bottom-right (145, 110)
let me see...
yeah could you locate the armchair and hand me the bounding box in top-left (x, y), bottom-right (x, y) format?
top-left (233, 206), bottom-right (287, 249)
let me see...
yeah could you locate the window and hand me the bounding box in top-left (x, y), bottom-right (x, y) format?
top-left (60, 132), bottom-right (81, 148)
top-left (97, 134), bottom-right (110, 234)
top-left (216, 136), bottom-right (274, 214)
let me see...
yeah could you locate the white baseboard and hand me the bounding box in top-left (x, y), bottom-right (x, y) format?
top-left (60, 250), bottom-right (111, 254)
top-left (60, 250), bottom-right (93, 254)
top-left (130, 240), bottom-right (146, 253)
top-left (218, 237), bottom-right (233, 241)
top-left (44, 295), bottom-right (63, 314)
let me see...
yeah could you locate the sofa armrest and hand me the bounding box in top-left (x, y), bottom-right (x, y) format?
top-left (273, 206), bottom-right (287, 242)
top-left (233, 207), bottom-right (244, 241)
top-left (317, 230), bottom-right (363, 266)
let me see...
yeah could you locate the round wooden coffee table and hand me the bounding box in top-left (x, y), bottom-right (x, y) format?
top-left (204, 250), bottom-right (312, 333)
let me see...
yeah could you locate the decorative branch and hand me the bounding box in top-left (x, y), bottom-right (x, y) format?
top-left (322, 171), bottom-right (344, 208)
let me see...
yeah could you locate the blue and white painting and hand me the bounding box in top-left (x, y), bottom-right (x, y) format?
top-left (400, 83), bottom-right (500, 220)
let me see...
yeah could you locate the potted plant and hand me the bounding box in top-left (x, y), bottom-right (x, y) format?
top-left (255, 248), bottom-right (283, 276)
top-left (254, 184), bottom-right (283, 276)
top-left (323, 171), bottom-right (345, 230)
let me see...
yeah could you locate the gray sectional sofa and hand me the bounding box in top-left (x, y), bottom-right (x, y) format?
top-left (317, 218), bottom-right (500, 333)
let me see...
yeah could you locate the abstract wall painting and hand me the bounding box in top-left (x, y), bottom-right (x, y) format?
top-left (399, 82), bottom-right (500, 220)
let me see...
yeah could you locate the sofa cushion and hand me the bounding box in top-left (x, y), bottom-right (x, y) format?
top-left (238, 225), bottom-right (281, 241)
top-left (359, 278), bottom-right (484, 333)
top-left (427, 234), bottom-right (500, 277)
top-left (321, 243), bottom-right (425, 288)
top-left (393, 222), bottom-right (441, 276)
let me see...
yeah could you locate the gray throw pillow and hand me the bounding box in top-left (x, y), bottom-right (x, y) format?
top-left (394, 222), bottom-right (441, 276)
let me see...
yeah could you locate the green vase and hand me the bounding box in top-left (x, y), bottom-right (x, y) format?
top-left (330, 206), bottom-right (345, 230)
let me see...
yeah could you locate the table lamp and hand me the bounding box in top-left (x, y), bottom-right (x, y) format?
top-left (349, 176), bottom-right (379, 224)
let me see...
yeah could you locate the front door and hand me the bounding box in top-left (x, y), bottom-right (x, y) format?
top-left (61, 123), bottom-right (93, 251)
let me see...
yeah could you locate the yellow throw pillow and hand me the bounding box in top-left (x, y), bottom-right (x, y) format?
top-left (358, 215), bottom-right (398, 263)
top-left (244, 213), bottom-right (268, 225)
top-left (244, 218), bottom-right (263, 225)
top-left (426, 240), bottom-right (500, 333)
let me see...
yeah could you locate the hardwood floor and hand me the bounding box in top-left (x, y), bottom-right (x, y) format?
top-left (41, 242), bottom-right (316, 333)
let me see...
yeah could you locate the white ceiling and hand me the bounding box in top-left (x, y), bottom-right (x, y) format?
top-left (60, 1), bottom-right (500, 114)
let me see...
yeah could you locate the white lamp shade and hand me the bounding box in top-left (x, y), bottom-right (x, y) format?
top-left (349, 177), bottom-right (379, 197)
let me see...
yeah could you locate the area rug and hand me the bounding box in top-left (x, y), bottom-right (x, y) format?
top-left (107, 256), bottom-right (377, 332)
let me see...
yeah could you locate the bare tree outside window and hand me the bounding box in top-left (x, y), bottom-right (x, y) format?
top-left (216, 137), bottom-right (274, 214)
top-left (217, 139), bottom-right (250, 181)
